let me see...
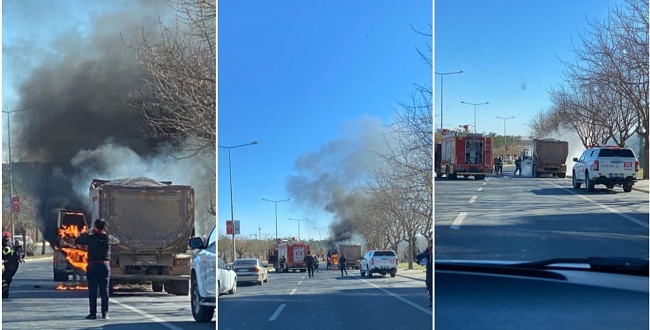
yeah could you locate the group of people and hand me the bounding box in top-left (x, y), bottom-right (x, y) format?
top-left (493, 156), bottom-right (524, 176)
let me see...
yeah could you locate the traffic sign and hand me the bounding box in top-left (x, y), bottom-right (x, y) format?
top-left (226, 220), bottom-right (233, 235)
top-left (12, 196), bottom-right (19, 213)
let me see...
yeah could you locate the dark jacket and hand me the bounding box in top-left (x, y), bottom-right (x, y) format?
top-left (2, 237), bottom-right (19, 262)
top-left (416, 248), bottom-right (433, 283)
top-left (304, 255), bottom-right (314, 266)
top-left (339, 256), bottom-right (347, 267)
top-left (75, 232), bottom-right (111, 262)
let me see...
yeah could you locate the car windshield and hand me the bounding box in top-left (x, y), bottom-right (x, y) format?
top-left (435, 0), bottom-right (648, 263)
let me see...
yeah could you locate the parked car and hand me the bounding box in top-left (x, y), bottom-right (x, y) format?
top-left (188, 226), bottom-right (217, 322)
top-left (218, 258), bottom-right (237, 296)
top-left (232, 258), bottom-right (268, 285)
top-left (13, 235), bottom-right (35, 256)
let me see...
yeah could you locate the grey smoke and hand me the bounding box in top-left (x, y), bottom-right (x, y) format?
top-left (286, 116), bottom-right (390, 245)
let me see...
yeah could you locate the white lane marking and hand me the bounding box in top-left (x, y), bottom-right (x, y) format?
top-left (360, 278), bottom-right (432, 315)
top-left (268, 303), bottom-right (286, 321)
top-left (477, 187), bottom-right (483, 192)
top-left (111, 299), bottom-right (186, 330)
top-left (482, 182), bottom-right (487, 185)
top-left (469, 196), bottom-right (477, 204)
top-left (297, 281), bottom-right (302, 285)
top-left (289, 288), bottom-right (297, 295)
top-left (544, 180), bottom-right (649, 229)
top-left (450, 212), bottom-right (468, 230)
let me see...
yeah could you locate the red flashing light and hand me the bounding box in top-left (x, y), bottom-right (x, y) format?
top-left (635, 160), bottom-right (639, 172)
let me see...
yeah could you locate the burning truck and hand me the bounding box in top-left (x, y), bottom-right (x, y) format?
top-left (53, 209), bottom-right (89, 282)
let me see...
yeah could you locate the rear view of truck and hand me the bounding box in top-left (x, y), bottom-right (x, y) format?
top-left (90, 178), bottom-right (195, 295)
top-left (532, 139), bottom-right (569, 178)
top-left (337, 244), bottom-right (362, 269)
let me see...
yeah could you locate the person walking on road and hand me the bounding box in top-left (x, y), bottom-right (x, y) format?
top-left (339, 253), bottom-right (348, 276)
top-left (326, 256), bottom-right (332, 270)
top-left (75, 219), bottom-right (111, 320)
top-left (2, 232), bottom-right (21, 299)
top-left (514, 156), bottom-right (522, 176)
top-left (305, 252), bottom-right (315, 278)
top-left (416, 240), bottom-right (433, 307)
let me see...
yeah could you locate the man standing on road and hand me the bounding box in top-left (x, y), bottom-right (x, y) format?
top-left (339, 253), bottom-right (348, 276)
top-left (305, 252), bottom-right (315, 278)
top-left (75, 219), bottom-right (111, 320)
top-left (2, 232), bottom-right (21, 299)
top-left (514, 156), bottom-right (522, 176)
top-left (327, 256), bottom-right (332, 270)
top-left (416, 241), bottom-right (433, 307)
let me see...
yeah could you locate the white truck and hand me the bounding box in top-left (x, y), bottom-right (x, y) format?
top-left (90, 177), bottom-right (195, 295)
top-left (360, 249), bottom-right (398, 278)
top-left (572, 146), bottom-right (638, 192)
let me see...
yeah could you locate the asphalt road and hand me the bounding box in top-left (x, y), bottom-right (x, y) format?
top-left (435, 170), bottom-right (649, 260)
top-left (218, 268), bottom-right (432, 330)
top-left (1, 258), bottom-right (214, 330)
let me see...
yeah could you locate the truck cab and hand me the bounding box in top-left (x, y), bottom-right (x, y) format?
top-left (53, 210), bottom-right (88, 282)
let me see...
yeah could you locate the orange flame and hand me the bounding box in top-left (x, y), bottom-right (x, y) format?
top-left (56, 284), bottom-right (88, 290)
top-left (58, 225), bottom-right (88, 272)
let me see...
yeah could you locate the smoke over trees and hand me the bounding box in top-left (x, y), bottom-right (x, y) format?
top-left (530, 0), bottom-right (648, 178)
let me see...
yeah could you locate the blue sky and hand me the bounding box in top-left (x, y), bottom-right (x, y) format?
top-left (435, 0), bottom-right (622, 137)
top-left (218, 1), bottom-right (432, 241)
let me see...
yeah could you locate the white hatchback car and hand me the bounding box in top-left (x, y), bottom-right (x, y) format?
top-left (188, 225), bottom-right (218, 322)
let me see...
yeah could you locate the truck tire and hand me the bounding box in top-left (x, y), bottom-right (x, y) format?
top-left (623, 183), bottom-right (633, 192)
top-left (367, 266), bottom-right (372, 278)
top-left (53, 271), bottom-right (68, 282)
top-left (166, 280), bottom-right (190, 296)
top-left (572, 173), bottom-right (581, 189)
top-left (585, 172), bottom-right (595, 192)
top-left (191, 275), bottom-right (214, 322)
top-left (152, 281), bottom-right (164, 292)
top-left (360, 268), bottom-right (365, 276)
top-left (390, 270), bottom-right (396, 278)
top-left (558, 173), bottom-right (566, 178)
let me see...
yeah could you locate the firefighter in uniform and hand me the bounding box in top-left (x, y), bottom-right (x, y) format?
top-left (2, 232), bottom-right (21, 299)
top-left (75, 219), bottom-right (111, 320)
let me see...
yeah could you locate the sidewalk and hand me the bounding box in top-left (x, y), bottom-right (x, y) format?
top-left (396, 268), bottom-right (426, 282)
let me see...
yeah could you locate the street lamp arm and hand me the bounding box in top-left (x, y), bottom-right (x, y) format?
top-left (218, 140), bottom-right (259, 149)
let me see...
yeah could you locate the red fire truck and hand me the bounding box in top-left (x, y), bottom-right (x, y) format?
top-left (436, 128), bottom-right (493, 180)
top-left (271, 239), bottom-right (311, 273)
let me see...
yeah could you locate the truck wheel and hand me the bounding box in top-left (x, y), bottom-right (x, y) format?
top-left (436, 171), bottom-right (443, 178)
top-left (360, 268), bottom-right (365, 276)
top-left (53, 271), bottom-right (68, 282)
top-left (367, 267), bottom-right (372, 278)
top-left (572, 173), bottom-right (581, 189)
top-left (167, 280), bottom-right (189, 296)
top-left (558, 173), bottom-right (566, 178)
top-left (606, 184), bottom-right (615, 189)
top-left (585, 172), bottom-right (595, 192)
top-left (390, 270), bottom-right (396, 278)
top-left (152, 281), bottom-right (164, 292)
top-left (191, 276), bottom-right (214, 322)
top-left (623, 183), bottom-right (633, 192)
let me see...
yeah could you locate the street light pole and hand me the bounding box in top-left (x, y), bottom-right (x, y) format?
top-left (3, 106), bottom-right (36, 238)
top-left (288, 218), bottom-right (308, 240)
top-left (496, 116), bottom-right (515, 156)
top-left (314, 227), bottom-right (327, 242)
top-left (218, 140), bottom-right (258, 262)
top-left (262, 198), bottom-right (290, 242)
top-left (435, 70), bottom-right (464, 133)
top-left (460, 101), bottom-right (489, 133)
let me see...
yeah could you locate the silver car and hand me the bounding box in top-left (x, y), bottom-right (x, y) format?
top-left (232, 258), bottom-right (268, 285)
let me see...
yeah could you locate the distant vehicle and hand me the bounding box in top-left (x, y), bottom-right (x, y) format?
top-left (13, 235), bottom-right (35, 256)
top-left (530, 138), bottom-right (569, 178)
top-left (232, 258), bottom-right (268, 285)
top-left (188, 225), bottom-right (216, 322)
top-left (275, 240), bottom-right (310, 273)
top-left (360, 250), bottom-right (398, 278)
top-left (217, 258), bottom-right (237, 296)
top-left (436, 128), bottom-right (493, 180)
top-left (336, 244), bottom-right (362, 270)
top-left (571, 146), bottom-right (638, 192)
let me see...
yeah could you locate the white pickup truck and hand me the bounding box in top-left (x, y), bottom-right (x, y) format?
top-left (572, 146), bottom-right (638, 192)
top-left (360, 250), bottom-right (398, 278)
